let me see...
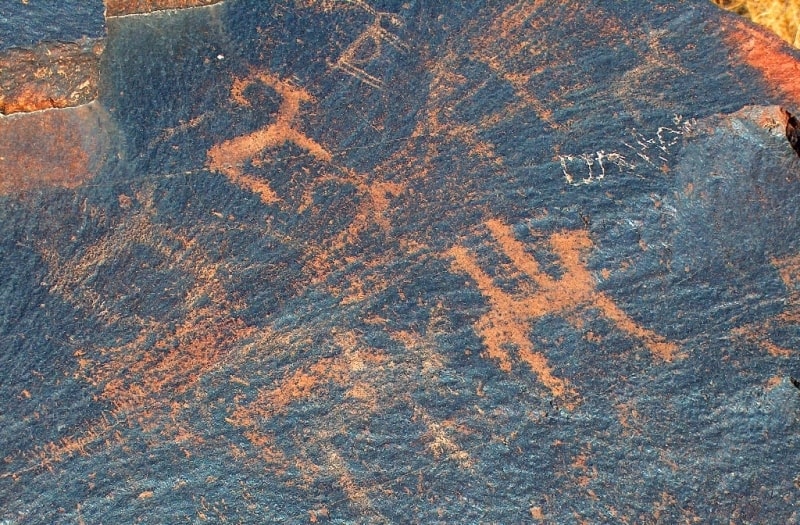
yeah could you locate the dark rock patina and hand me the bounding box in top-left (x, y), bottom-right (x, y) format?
top-left (1, 1), bottom-right (799, 523)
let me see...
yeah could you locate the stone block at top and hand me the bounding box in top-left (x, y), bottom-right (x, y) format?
top-left (0, 0), bottom-right (105, 52)
top-left (0, 0), bottom-right (106, 114)
top-left (105, 0), bottom-right (224, 17)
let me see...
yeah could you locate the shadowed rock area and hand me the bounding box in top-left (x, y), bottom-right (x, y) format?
top-left (1, 1), bottom-right (799, 523)
top-left (0, 0), bottom-right (105, 115)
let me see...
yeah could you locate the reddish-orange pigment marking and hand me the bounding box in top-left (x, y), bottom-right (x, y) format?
top-left (303, 167), bottom-right (405, 282)
top-left (447, 220), bottom-right (679, 403)
top-left (469, 1), bottom-right (562, 129)
top-left (207, 68), bottom-right (406, 286)
top-left (223, 329), bottom-right (407, 513)
top-left (228, 331), bottom-right (386, 432)
top-left (724, 20), bottom-right (800, 105)
top-left (0, 212), bottom-right (263, 476)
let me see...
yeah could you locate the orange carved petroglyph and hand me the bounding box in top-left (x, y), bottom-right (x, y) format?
top-left (390, 329), bottom-right (447, 379)
top-left (724, 20), bottom-right (800, 105)
top-left (302, 166), bottom-right (406, 281)
top-left (323, 447), bottom-right (382, 515)
top-left (90, 309), bottom-right (253, 417)
top-left (470, 2), bottom-right (636, 129)
top-left (327, 1), bottom-right (407, 89)
top-left (468, 1), bottom-right (563, 129)
top-left (773, 253), bottom-right (800, 323)
top-left (206, 70), bottom-right (406, 287)
top-left (611, 28), bottom-right (689, 118)
top-left (473, 6), bottom-right (556, 127)
top-left (447, 220), bottom-right (679, 401)
top-left (225, 329), bottom-right (393, 507)
top-left (395, 50), bottom-right (504, 177)
top-left (207, 71), bottom-right (332, 204)
top-left (228, 330), bottom-right (386, 431)
top-left (298, 168), bottom-right (404, 234)
top-left (218, 317), bottom-right (474, 504)
top-left (413, 405), bottom-right (473, 469)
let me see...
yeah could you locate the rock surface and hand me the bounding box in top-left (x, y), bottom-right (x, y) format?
top-left (0, 40), bottom-right (105, 115)
top-left (0, 1), bottom-right (104, 52)
top-left (1, 1), bottom-right (800, 523)
top-left (0, 1), bottom-right (105, 115)
top-left (0, 102), bottom-right (117, 193)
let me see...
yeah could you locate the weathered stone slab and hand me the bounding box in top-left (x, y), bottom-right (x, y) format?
top-left (0, 102), bottom-right (117, 193)
top-left (0, 39), bottom-right (105, 115)
top-left (0, 1), bottom-right (105, 115)
top-left (1, 1), bottom-right (799, 523)
top-left (0, 1), bottom-right (104, 52)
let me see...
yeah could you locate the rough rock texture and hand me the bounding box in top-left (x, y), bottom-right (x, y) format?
top-left (1, 1), bottom-right (800, 523)
top-left (0, 0), bottom-right (105, 115)
top-left (0, 40), bottom-right (105, 115)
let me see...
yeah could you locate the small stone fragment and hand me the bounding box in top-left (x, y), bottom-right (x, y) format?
top-left (781, 108), bottom-right (800, 158)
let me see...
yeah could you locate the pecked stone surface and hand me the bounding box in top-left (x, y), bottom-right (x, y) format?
top-left (1, 1), bottom-right (799, 523)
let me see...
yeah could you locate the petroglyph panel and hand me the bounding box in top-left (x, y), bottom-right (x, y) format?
top-left (205, 66), bottom-right (406, 280)
top-left (3, 2), bottom-right (800, 523)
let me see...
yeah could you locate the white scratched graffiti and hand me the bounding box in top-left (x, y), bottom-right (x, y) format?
top-left (559, 150), bottom-right (634, 185)
top-left (559, 115), bottom-right (696, 186)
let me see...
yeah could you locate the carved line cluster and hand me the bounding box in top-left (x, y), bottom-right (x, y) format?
top-left (559, 115), bottom-right (696, 185)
